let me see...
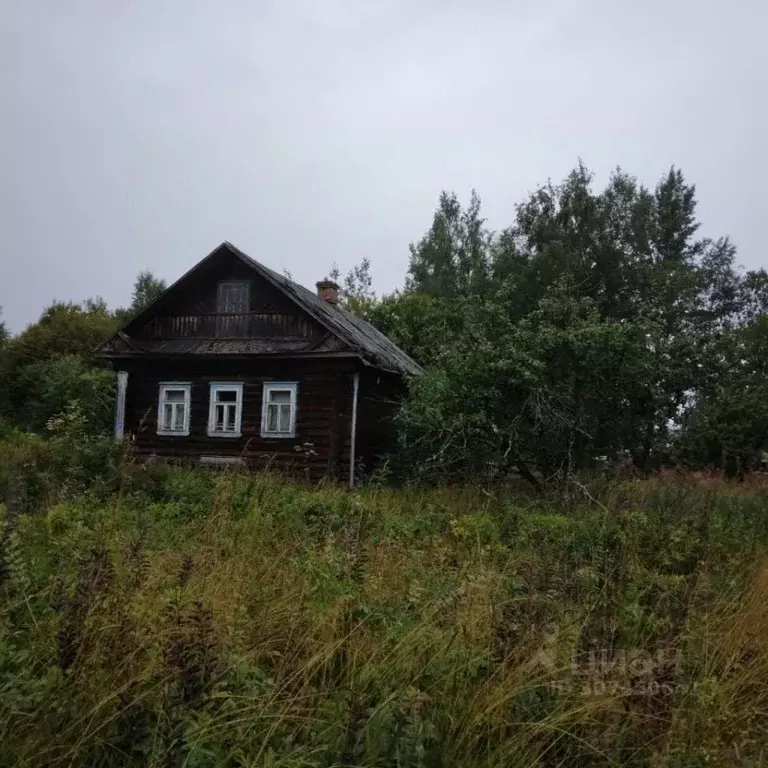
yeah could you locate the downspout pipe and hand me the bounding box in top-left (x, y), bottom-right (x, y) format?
top-left (349, 371), bottom-right (360, 487)
top-left (115, 370), bottom-right (128, 441)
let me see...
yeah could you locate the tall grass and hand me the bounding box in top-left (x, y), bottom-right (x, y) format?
top-left (1, 461), bottom-right (768, 766)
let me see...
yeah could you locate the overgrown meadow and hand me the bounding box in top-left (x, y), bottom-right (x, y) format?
top-left (0, 428), bottom-right (767, 767)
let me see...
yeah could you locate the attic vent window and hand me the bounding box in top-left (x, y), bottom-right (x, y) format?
top-left (218, 281), bottom-right (250, 314)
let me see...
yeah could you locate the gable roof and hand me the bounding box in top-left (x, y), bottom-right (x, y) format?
top-left (97, 242), bottom-right (424, 377)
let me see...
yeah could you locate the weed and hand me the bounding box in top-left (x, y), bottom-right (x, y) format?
top-left (1, 451), bottom-right (768, 764)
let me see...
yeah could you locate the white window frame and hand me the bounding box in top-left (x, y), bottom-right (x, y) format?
top-left (260, 382), bottom-right (298, 439)
top-left (207, 382), bottom-right (244, 438)
top-left (157, 382), bottom-right (191, 436)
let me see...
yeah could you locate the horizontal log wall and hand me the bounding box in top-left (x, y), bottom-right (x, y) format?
top-left (354, 369), bottom-right (405, 478)
top-left (122, 358), bottom-right (356, 481)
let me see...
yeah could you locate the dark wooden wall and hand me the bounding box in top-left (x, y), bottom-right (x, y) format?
top-left (121, 357), bottom-right (356, 481)
top-left (354, 369), bottom-right (406, 477)
top-left (131, 253), bottom-right (323, 339)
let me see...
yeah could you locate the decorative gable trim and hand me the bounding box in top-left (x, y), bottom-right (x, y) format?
top-left (96, 331), bottom-right (142, 356)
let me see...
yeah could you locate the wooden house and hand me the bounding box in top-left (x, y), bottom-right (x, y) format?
top-left (95, 242), bottom-right (424, 483)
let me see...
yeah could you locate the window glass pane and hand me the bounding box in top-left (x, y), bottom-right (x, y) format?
top-left (218, 282), bottom-right (249, 313)
top-left (269, 389), bottom-right (292, 404)
top-left (212, 403), bottom-right (238, 432)
top-left (165, 389), bottom-right (186, 403)
top-left (173, 405), bottom-right (185, 431)
top-left (216, 389), bottom-right (238, 403)
top-left (163, 403), bottom-right (174, 429)
top-left (266, 403), bottom-right (278, 431)
top-left (263, 385), bottom-right (295, 435)
top-left (278, 403), bottom-right (292, 432)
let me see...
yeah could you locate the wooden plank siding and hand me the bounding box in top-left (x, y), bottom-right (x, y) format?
top-left (133, 253), bottom-right (325, 341)
top-left (354, 369), bottom-right (406, 477)
top-left (143, 313), bottom-right (319, 341)
top-left (121, 357), bottom-right (356, 481)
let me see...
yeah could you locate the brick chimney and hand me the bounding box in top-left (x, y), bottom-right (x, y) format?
top-left (316, 280), bottom-right (340, 305)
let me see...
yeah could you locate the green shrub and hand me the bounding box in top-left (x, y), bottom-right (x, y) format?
top-left (0, 431), bottom-right (54, 514)
top-left (0, 408), bottom-right (120, 511)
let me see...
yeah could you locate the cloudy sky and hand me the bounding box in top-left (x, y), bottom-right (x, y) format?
top-left (1, 0), bottom-right (765, 331)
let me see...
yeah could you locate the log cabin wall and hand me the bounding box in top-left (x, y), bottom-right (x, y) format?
top-left (354, 369), bottom-right (406, 477)
top-left (122, 357), bottom-right (356, 481)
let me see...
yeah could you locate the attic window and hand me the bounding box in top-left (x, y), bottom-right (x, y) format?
top-left (218, 281), bottom-right (250, 314)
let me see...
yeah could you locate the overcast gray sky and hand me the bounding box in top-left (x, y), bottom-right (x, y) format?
top-left (1, 0), bottom-right (766, 332)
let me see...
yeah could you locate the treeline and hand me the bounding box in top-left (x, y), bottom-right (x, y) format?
top-left (1, 163), bottom-right (767, 482)
top-left (357, 165), bottom-right (767, 481)
top-left (0, 271), bottom-right (166, 435)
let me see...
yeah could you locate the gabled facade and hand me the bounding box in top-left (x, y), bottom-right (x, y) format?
top-left (96, 242), bottom-right (423, 482)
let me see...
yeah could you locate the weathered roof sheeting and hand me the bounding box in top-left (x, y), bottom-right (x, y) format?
top-left (228, 244), bottom-right (424, 376)
top-left (96, 242), bottom-right (425, 377)
top-left (107, 334), bottom-right (348, 356)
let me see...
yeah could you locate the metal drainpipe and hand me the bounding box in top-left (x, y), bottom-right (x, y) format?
top-left (349, 372), bottom-right (360, 487)
top-left (115, 371), bottom-right (128, 441)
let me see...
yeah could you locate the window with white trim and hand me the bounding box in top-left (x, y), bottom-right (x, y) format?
top-left (157, 383), bottom-right (191, 436)
top-left (207, 382), bottom-right (244, 437)
top-left (261, 382), bottom-right (297, 438)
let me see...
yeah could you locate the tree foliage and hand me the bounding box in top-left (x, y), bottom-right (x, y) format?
top-left (385, 164), bottom-right (761, 482)
top-left (676, 316), bottom-right (768, 473)
top-left (22, 356), bottom-right (115, 434)
top-left (0, 269), bottom-right (168, 436)
top-left (327, 258), bottom-right (376, 317)
top-left (0, 307), bottom-right (8, 349)
top-left (114, 269), bottom-right (168, 325)
top-left (0, 301), bottom-right (118, 433)
top-left (130, 269), bottom-right (167, 315)
top-left (406, 190), bottom-right (491, 298)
